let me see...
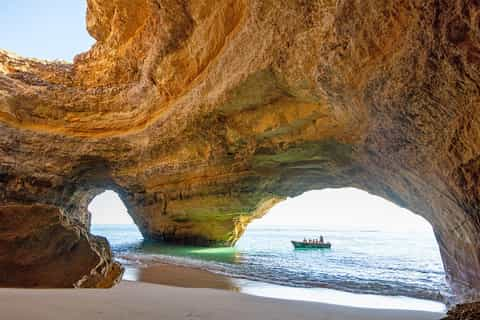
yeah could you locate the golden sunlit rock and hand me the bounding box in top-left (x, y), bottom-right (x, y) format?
top-left (1, 0), bottom-right (480, 305)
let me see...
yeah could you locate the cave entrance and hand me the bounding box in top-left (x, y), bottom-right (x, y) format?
top-left (88, 190), bottom-right (143, 251)
top-left (235, 188), bottom-right (448, 310)
top-left (1, 0), bottom-right (94, 61)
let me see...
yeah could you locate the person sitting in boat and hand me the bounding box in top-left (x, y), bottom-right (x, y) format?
top-left (303, 238), bottom-right (307, 243)
top-left (319, 236), bottom-right (324, 244)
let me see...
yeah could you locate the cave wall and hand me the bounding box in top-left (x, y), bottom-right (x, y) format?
top-left (0, 204), bottom-right (123, 288)
top-left (1, 0), bottom-right (480, 304)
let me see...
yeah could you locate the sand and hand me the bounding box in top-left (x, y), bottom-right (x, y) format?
top-left (124, 262), bottom-right (446, 312)
top-left (127, 263), bottom-right (241, 291)
top-left (0, 281), bottom-right (444, 320)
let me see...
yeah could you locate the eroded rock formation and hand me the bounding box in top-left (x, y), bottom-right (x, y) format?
top-left (1, 0), bottom-right (480, 304)
top-left (0, 204), bottom-right (123, 287)
top-left (442, 301), bottom-right (480, 320)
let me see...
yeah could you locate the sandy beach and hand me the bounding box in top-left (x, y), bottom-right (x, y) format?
top-left (0, 280), bottom-right (444, 320)
top-left (125, 262), bottom-right (241, 291)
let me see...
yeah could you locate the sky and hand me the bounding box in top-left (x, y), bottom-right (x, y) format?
top-left (90, 191), bottom-right (135, 225)
top-left (89, 189), bottom-right (434, 233)
top-left (3, 2), bottom-right (434, 234)
top-left (249, 189), bottom-right (433, 232)
top-left (1, 1), bottom-right (93, 61)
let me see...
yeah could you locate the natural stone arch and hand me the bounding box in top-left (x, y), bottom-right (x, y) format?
top-left (0, 0), bottom-right (479, 307)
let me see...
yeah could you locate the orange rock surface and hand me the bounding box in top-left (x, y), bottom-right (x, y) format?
top-left (1, 0), bottom-right (480, 304)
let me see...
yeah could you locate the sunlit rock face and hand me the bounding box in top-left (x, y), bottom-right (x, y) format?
top-left (0, 0), bottom-right (480, 304)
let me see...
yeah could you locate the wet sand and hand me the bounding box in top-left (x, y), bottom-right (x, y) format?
top-left (126, 263), bottom-right (241, 291)
top-left (0, 281), bottom-right (444, 320)
top-left (121, 262), bottom-right (446, 315)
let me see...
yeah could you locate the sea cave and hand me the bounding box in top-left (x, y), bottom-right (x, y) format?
top-left (1, 1), bottom-right (480, 319)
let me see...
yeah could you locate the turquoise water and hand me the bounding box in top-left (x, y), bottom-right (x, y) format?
top-left (91, 225), bottom-right (449, 303)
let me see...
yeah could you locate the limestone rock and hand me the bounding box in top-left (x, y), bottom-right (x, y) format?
top-left (442, 302), bottom-right (480, 320)
top-left (0, 0), bottom-right (480, 305)
top-left (0, 204), bottom-right (123, 287)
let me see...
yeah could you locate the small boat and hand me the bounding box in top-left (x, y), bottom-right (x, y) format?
top-left (291, 240), bottom-right (331, 249)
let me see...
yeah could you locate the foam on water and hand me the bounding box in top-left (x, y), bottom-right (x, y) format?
top-left (235, 280), bottom-right (445, 312)
top-left (92, 224), bottom-right (450, 307)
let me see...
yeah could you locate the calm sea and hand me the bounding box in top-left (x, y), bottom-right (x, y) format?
top-left (91, 224), bottom-right (450, 303)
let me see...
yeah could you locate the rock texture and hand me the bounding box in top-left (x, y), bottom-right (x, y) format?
top-left (442, 301), bottom-right (480, 320)
top-left (0, 204), bottom-right (123, 287)
top-left (0, 0), bottom-right (480, 304)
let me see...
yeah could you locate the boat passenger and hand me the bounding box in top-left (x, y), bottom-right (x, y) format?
top-left (303, 238), bottom-right (307, 243)
top-left (320, 236), bottom-right (324, 244)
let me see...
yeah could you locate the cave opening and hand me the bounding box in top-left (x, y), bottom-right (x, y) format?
top-left (88, 190), bottom-right (144, 250)
top-left (233, 188), bottom-right (449, 310)
top-left (1, 0), bottom-right (94, 61)
top-left (95, 186), bottom-right (450, 312)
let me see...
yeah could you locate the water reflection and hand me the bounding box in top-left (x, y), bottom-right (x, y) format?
top-left (122, 263), bottom-right (445, 313)
top-left (135, 240), bottom-right (242, 264)
top-left (92, 224), bottom-right (448, 305)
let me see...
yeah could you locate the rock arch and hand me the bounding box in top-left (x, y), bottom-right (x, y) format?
top-left (1, 0), bottom-right (480, 306)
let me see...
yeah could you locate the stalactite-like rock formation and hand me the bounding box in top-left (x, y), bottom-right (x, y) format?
top-left (1, 0), bottom-right (480, 304)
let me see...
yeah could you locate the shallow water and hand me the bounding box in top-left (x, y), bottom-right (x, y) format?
top-left (92, 224), bottom-right (450, 304)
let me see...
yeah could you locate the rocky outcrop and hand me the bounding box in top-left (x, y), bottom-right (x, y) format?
top-left (1, 0), bottom-right (480, 305)
top-left (0, 204), bottom-right (122, 287)
top-left (442, 301), bottom-right (480, 320)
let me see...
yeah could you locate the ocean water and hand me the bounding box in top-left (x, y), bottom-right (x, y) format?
top-left (91, 224), bottom-right (450, 304)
